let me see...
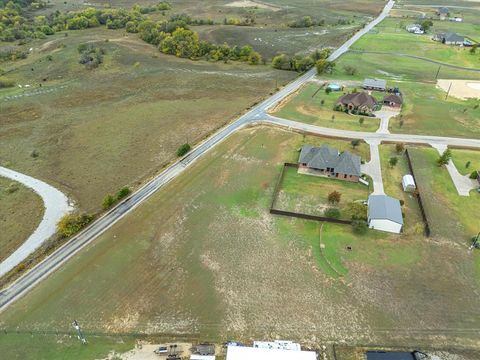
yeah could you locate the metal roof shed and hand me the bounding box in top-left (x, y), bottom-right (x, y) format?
top-left (368, 195), bottom-right (404, 234)
top-left (402, 174), bottom-right (416, 192)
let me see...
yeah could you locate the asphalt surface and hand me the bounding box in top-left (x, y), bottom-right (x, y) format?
top-left (5, 0), bottom-right (478, 313)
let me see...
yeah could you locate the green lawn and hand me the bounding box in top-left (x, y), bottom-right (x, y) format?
top-left (275, 166), bottom-right (369, 220)
top-left (451, 148), bottom-right (480, 176)
top-left (352, 17), bottom-right (480, 68)
top-left (273, 83), bottom-right (381, 132)
top-left (0, 177), bottom-right (44, 262)
top-left (408, 147), bottom-right (480, 241)
top-left (379, 145), bottom-right (425, 236)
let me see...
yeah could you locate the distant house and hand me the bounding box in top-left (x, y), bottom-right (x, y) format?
top-left (450, 16), bottom-right (463, 22)
top-left (191, 344), bottom-right (215, 356)
top-left (367, 195), bottom-right (404, 234)
top-left (363, 78), bottom-right (387, 91)
top-left (337, 91), bottom-right (378, 113)
top-left (406, 24), bottom-right (424, 34)
top-left (402, 174), bottom-right (416, 192)
top-left (298, 144), bottom-right (361, 182)
top-left (383, 94), bottom-right (403, 108)
top-left (437, 7), bottom-right (449, 20)
top-left (433, 32), bottom-right (464, 45)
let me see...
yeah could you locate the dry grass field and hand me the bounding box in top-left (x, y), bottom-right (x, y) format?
top-left (0, 177), bottom-right (44, 262)
top-left (0, 29), bottom-right (295, 212)
top-left (1, 127), bottom-right (479, 359)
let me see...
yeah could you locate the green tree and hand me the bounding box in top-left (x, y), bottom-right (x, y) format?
top-left (102, 194), bottom-right (116, 209)
top-left (248, 51), bottom-right (261, 65)
top-left (395, 143), bottom-right (405, 154)
top-left (469, 170), bottom-right (478, 179)
top-left (437, 149), bottom-right (452, 166)
top-left (465, 161), bottom-right (471, 169)
top-left (389, 156), bottom-right (398, 167)
top-left (116, 186), bottom-right (131, 200)
top-left (315, 59), bottom-right (335, 74)
top-left (359, 117), bottom-right (364, 126)
top-left (57, 213), bottom-right (94, 237)
top-left (421, 20), bottom-right (433, 32)
top-left (351, 139), bottom-right (360, 149)
top-left (271, 54), bottom-right (290, 70)
top-left (352, 220), bottom-right (368, 234)
top-left (324, 207), bottom-right (340, 219)
top-left (177, 143), bottom-right (191, 156)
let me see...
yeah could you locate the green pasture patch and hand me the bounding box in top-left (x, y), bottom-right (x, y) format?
top-left (451, 149), bottom-right (480, 176)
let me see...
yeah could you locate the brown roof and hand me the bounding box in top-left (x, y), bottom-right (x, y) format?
top-left (337, 92), bottom-right (377, 109)
top-left (383, 94), bottom-right (403, 105)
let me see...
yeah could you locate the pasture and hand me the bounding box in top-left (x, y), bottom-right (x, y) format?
top-left (1, 127), bottom-right (479, 358)
top-left (272, 82), bottom-right (380, 132)
top-left (0, 177), bottom-right (44, 262)
top-left (0, 28), bottom-right (294, 213)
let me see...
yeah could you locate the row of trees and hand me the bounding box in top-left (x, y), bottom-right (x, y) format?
top-left (288, 16), bottom-right (325, 28)
top-left (272, 48), bottom-right (331, 72)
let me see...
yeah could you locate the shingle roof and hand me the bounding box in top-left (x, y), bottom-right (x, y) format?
top-left (443, 32), bottom-right (464, 43)
top-left (368, 195), bottom-right (403, 225)
top-left (363, 78), bottom-right (387, 89)
top-left (438, 7), bottom-right (449, 14)
top-left (337, 92), bottom-right (377, 110)
top-left (299, 144), bottom-right (361, 177)
top-left (383, 94), bottom-right (403, 105)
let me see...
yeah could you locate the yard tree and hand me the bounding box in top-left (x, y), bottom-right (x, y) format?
top-left (395, 143), bottom-right (405, 154)
top-left (331, 114), bottom-right (335, 122)
top-left (315, 59), bottom-right (335, 74)
top-left (421, 20), bottom-right (433, 32)
top-left (324, 207), bottom-right (340, 219)
top-left (57, 213), bottom-right (94, 237)
top-left (470, 44), bottom-right (478, 55)
top-left (343, 65), bottom-right (357, 76)
top-left (347, 202), bottom-right (367, 220)
top-left (465, 161), bottom-right (471, 169)
top-left (389, 156), bottom-right (398, 167)
top-left (328, 190), bottom-right (341, 204)
top-left (351, 139), bottom-right (360, 149)
top-left (352, 220), bottom-right (368, 235)
top-left (177, 143), bottom-right (191, 157)
top-left (248, 51), bottom-right (262, 65)
top-left (359, 117), bottom-right (364, 126)
top-left (437, 149), bottom-right (452, 166)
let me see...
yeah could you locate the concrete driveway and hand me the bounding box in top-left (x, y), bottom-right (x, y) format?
top-left (374, 108), bottom-right (400, 134)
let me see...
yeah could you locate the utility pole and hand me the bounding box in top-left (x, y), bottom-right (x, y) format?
top-left (445, 81), bottom-right (452, 100)
top-left (435, 65), bottom-right (441, 80)
top-left (72, 320), bottom-right (87, 344)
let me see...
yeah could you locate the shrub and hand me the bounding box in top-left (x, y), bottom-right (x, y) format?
top-left (102, 194), bottom-right (116, 209)
top-left (116, 186), bottom-right (131, 200)
top-left (395, 143), bottom-right (405, 154)
top-left (470, 170), bottom-right (479, 179)
top-left (328, 190), bottom-right (341, 204)
top-left (389, 156), bottom-right (398, 167)
top-left (343, 65), bottom-right (357, 76)
top-left (437, 149), bottom-right (452, 166)
top-left (57, 213), bottom-right (94, 237)
top-left (346, 202), bottom-right (367, 220)
top-left (465, 161), bottom-right (471, 169)
top-left (324, 207), bottom-right (340, 219)
top-left (177, 143), bottom-right (191, 157)
top-left (30, 149), bottom-right (39, 158)
top-left (352, 220), bottom-right (368, 235)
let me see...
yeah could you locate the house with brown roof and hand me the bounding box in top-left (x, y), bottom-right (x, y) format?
top-left (336, 92), bottom-right (378, 114)
top-left (383, 94), bottom-right (403, 108)
top-left (298, 144), bottom-right (361, 182)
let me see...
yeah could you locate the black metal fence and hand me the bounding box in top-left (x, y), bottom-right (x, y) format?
top-left (269, 163), bottom-right (353, 225)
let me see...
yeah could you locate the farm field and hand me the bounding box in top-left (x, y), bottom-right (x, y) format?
top-left (0, 177), bottom-right (44, 263)
top-left (275, 166), bottom-right (369, 220)
top-left (351, 17), bottom-right (480, 68)
top-left (272, 82), bottom-right (380, 132)
top-left (378, 145), bottom-right (424, 236)
top-left (1, 127), bottom-right (480, 358)
top-left (0, 28), bottom-right (295, 213)
top-left (451, 148), bottom-right (480, 176)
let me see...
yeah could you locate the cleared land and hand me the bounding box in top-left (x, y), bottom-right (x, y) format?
top-left (0, 177), bottom-right (44, 263)
top-left (0, 28), bottom-right (294, 213)
top-left (437, 79), bottom-right (480, 100)
top-left (272, 82), bottom-right (380, 132)
top-left (1, 127), bottom-right (479, 359)
top-left (275, 167), bottom-right (369, 220)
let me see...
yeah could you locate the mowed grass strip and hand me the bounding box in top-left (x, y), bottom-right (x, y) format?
top-left (273, 83), bottom-right (380, 132)
top-left (0, 177), bottom-right (44, 262)
top-left (451, 148), bottom-right (480, 176)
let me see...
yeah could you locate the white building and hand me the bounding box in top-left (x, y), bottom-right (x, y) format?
top-left (368, 195), bottom-right (404, 234)
top-left (226, 345), bottom-right (317, 360)
top-left (406, 24), bottom-right (424, 34)
top-left (190, 356), bottom-right (215, 360)
top-left (402, 174), bottom-right (416, 192)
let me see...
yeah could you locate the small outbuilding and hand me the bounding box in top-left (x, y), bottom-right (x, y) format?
top-left (368, 195), bottom-right (404, 234)
top-left (363, 78), bottom-right (387, 91)
top-left (327, 83), bottom-right (342, 91)
top-left (402, 174), bottom-right (416, 192)
top-left (383, 94), bottom-right (403, 108)
top-left (438, 7), bottom-right (449, 20)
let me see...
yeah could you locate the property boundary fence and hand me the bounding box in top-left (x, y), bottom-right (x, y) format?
top-left (405, 149), bottom-right (431, 237)
top-left (269, 163), bottom-right (352, 225)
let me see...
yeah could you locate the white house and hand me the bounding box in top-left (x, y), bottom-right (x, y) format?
top-left (368, 195), bottom-right (403, 234)
top-left (402, 174), bottom-right (416, 192)
top-left (406, 24), bottom-right (424, 34)
top-left (226, 345), bottom-right (317, 360)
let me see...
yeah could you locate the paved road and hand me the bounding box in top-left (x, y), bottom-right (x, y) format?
top-left (0, 167), bottom-right (71, 278)
top-left (3, 0), bottom-right (465, 313)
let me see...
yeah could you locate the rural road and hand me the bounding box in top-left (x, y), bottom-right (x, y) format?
top-left (2, 0), bottom-right (476, 313)
top-left (0, 167), bottom-right (71, 278)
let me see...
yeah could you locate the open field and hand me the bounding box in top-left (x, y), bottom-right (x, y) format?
top-left (407, 147), bottom-right (480, 241)
top-left (1, 127), bottom-right (480, 358)
top-left (378, 145), bottom-right (424, 235)
top-left (272, 82), bottom-right (381, 132)
top-left (275, 166), bottom-right (369, 219)
top-left (0, 28), bottom-right (295, 213)
top-left (0, 177), bottom-right (44, 263)
top-left (451, 148), bottom-right (480, 175)
top-left (352, 17), bottom-right (480, 68)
